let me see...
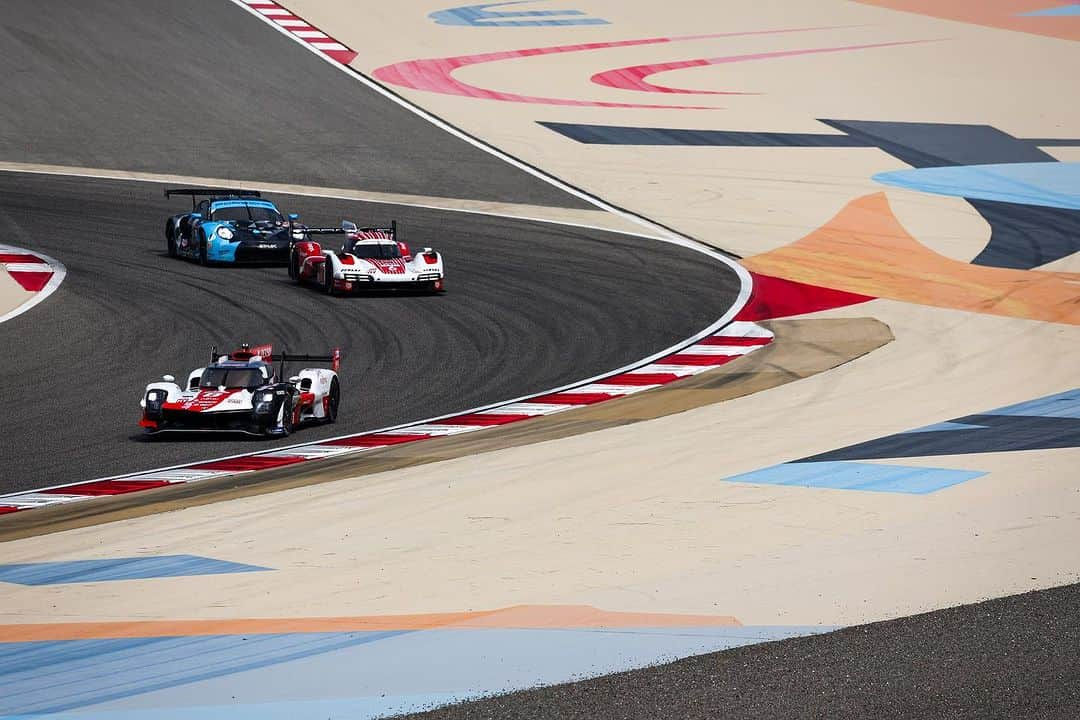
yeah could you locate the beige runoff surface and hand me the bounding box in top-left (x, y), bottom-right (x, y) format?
top-left (290, 0), bottom-right (1079, 259)
top-left (0, 270), bottom-right (34, 319)
top-left (0, 162), bottom-right (645, 238)
top-left (1, 1), bottom-right (1076, 629)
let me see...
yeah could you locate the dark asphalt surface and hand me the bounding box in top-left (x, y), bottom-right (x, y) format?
top-left (0, 0), bottom-right (585, 208)
top-left (399, 582), bottom-right (1080, 720)
top-left (0, 172), bottom-right (737, 492)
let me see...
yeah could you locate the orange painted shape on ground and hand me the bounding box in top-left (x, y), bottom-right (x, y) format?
top-left (0, 605), bottom-right (740, 643)
top-left (441, 605), bottom-right (741, 629)
top-left (741, 193), bottom-right (1080, 325)
top-left (855, 1), bottom-right (1080, 41)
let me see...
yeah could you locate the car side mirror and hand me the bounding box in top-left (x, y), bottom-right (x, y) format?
top-left (288, 213), bottom-right (300, 221)
top-left (421, 247), bottom-right (433, 254)
top-left (162, 374), bottom-right (175, 383)
top-left (191, 212), bottom-right (202, 220)
top-left (289, 375), bottom-right (302, 385)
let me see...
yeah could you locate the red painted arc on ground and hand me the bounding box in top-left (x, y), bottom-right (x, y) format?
top-left (371, 26), bottom-right (872, 109)
top-left (590, 39), bottom-right (935, 95)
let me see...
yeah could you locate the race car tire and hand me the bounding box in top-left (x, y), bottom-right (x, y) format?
top-left (325, 377), bottom-right (340, 423)
top-left (289, 251), bottom-right (301, 283)
top-left (165, 222), bottom-right (177, 258)
top-left (323, 265), bottom-right (336, 296)
top-left (278, 395), bottom-right (294, 436)
top-left (198, 230), bottom-right (209, 266)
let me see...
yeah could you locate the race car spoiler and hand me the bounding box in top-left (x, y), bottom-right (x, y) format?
top-left (304, 220), bottom-right (397, 237)
top-left (212, 344), bottom-right (341, 373)
top-left (165, 188), bottom-right (262, 209)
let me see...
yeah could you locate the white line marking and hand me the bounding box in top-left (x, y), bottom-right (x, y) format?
top-left (478, 403), bottom-right (575, 415)
top-left (681, 344), bottom-right (758, 356)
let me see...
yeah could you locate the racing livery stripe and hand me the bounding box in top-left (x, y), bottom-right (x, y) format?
top-left (0, 322), bottom-right (775, 514)
top-left (239, 0), bottom-right (357, 65)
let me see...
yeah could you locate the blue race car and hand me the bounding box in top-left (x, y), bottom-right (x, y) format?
top-left (164, 188), bottom-right (301, 265)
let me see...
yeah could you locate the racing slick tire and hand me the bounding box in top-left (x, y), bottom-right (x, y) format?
top-left (277, 395), bottom-right (295, 436)
top-left (325, 377), bottom-right (340, 423)
top-left (166, 222), bottom-right (177, 258)
top-left (323, 265), bottom-right (337, 296)
top-left (198, 229), bottom-right (209, 266)
top-left (289, 250), bottom-right (301, 283)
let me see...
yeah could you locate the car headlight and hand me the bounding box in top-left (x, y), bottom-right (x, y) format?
top-left (145, 390), bottom-right (167, 406)
top-left (216, 226), bottom-right (235, 240)
top-left (256, 391), bottom-right (275, 403)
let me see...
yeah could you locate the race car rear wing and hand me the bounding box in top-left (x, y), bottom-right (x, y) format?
top-left (303, 220), bottom-right (397, 238)
top-left (165, 188), bottom-right (262, 210)
top-left (211, 345), bottom-right (341, 373)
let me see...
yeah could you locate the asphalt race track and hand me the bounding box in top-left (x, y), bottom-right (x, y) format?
top-left (0, 0), bottom-right (741, 492)
top-left (0, 171), bottom-right (738, 492)
top-left (0, 0), bottom-right (582, 208)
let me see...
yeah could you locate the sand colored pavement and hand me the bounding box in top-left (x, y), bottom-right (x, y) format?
top-left (287, 0), bottom-right (1079, 259)
top-left (0, 269), bottom-right (33, 319)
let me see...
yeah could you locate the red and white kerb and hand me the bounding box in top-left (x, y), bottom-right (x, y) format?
top-left (1, 250), bottom-right (54, 292)
top-left (0, 323), bottom-right (773, 515)
top-left (239, 0), bottom-right (357, 65)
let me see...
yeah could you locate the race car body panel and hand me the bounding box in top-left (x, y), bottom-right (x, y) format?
top-left (290, 222), bottom-right (445, 294)
top-left (164, 189), bottom-right (302, 265)
top-left (139, 344), bottom-right (341, 436)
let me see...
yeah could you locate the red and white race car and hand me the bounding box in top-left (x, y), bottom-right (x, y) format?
top-left (139, 344), bottom-right (341, 436)
top-left (288, 221), bottom-right (445, 295)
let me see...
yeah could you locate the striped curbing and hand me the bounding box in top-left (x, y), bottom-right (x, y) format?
top-left (238, 0), bottom-right (357, 65)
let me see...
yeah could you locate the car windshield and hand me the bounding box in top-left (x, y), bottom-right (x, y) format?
top-left (199, 367), bottom-right (265, 389)
top-left (211, 204), bottom-right (283, 224)
top-left (348, 241), bottom-right (401, 259)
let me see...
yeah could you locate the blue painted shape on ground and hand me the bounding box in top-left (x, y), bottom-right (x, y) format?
top-left (540, 119), bottom-right (1080, 269)
top-left (0, 625), bottom-right (834, 718)
top-left (723, 461), bottom-right (986, 494)
top-left (0, 630), bottom-right (408, 716)
top-left (431, 2), bottom-right (608, 26)
top-left (795, 389), bottom-right (1080, 463)
top-left (0, 555), bottom-right (269, 586)
top-left (906, 421), bottom-right (989, 433)
top-left (989, 388), bottom-right (1080, 419)
top-left (873, 162), bottom-right (1080, 210)
top-left (1019, 4), bottom-right (1080, 15)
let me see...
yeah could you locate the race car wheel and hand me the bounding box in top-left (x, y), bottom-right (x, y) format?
top-left (278, 396), bottom-right (294, 436)
top-left (165, 222), bottom-right (177, 258)
top-left (289, 251), bottom-right (301, 283)
top-left (325, 377), bottom-right (340, 423)
top-left (323, 265), bottom-right (336, 296)
top-left (198, 230), bottom-right (209, 266)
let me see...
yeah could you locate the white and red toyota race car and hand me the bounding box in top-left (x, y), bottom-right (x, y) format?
top-left (139, 344), bottom-right (341, 436)
top-left (288, 221), bottom-right (445, 295)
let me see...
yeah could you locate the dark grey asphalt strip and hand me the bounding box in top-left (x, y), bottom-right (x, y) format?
top-left (0, 0), bottom-right (587, 209)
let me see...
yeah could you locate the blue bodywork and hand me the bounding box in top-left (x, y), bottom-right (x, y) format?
top-left (172, 198), bottom-right (292, 265)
